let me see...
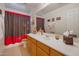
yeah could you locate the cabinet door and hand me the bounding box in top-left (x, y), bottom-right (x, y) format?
top-left (27, 39), bottom-right (36, 56)
top-left (37, 47), bottom-right (49, 56)
top-left (31, 42), bottom-right (36, 56)
top-left (37, 41), bottom-right (49, 54)
top-left (27, 39), bottom-right (32, 55)
top-left (50, 48), bottom-right (64, 56)
top-left (28, 36), bottom-right (36, 44)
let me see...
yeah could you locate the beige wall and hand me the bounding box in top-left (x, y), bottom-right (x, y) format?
top-left (0, 14), bottom-right (4, 55)
top-left (43, 4), bottom-right (79, 37)
top-left (0, 4), bottom-right (5, 55)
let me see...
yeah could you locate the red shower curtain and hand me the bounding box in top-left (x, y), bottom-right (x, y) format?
top-left (5, 35), bottom-right (27, 45)
top-left (5, 11), bottom-right (30, 45)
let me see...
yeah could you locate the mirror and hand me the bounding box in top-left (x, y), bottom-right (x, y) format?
top-left (44, 4), bottom-right (79, 37)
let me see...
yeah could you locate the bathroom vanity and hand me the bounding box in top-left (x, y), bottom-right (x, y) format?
top-left (27, 33), bottom-right (79, 56)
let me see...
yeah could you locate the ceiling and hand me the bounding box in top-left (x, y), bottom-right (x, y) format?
top-left (36, 3), bottom-right (68, 16)
top-left (5, 3), bottom-right (68, 15)
top-left (5, 3), bottom-right (43, 14)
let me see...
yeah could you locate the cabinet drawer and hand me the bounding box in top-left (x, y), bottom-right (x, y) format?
top-left (27, 36), bottom-right (36, 44)
top-left (37, 47), bottom-right (49, 56)
top-left (37, 41), bottom-right (49, 54)
top-left (50, 48), bottom-right (64, 56)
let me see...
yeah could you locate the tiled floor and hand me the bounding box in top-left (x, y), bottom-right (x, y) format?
top-left (2, 45), bottom-right (30, 56)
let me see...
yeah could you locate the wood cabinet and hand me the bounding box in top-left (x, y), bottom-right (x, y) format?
top-left (27, 36), bottom-right (36, 56)
top-left (37, 41), bottom-right (49, 54)
top-left (31, 42), bottom-right (36, 56)
top-left (27, 36), bottom-right (36, 44)
top-left (50, 48), bottom-right (64, 56)
top-left (27, 38), bottom-right (32, 55)
top-left (37, 47), bottom-right (48, 56)
top-left (27, 35), bottom-right (64, 56)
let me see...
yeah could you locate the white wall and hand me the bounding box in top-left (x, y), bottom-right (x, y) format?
top-left (0, 14), bottom-right (4, 55)
top-left (0, 4), bottom-right (5, 46)
top-left (0, 4), bottom-right (5, 55)
top-left (43, 4), bottom-right (79, 36)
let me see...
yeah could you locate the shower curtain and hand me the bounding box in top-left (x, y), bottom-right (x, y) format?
top-left (5, 11), bottom-right (30, 45)
top-left (36, 17), bottom-right (45, 32)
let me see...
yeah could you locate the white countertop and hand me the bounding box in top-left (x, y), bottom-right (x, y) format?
top-left (28, 33), bottom-right (79, 56)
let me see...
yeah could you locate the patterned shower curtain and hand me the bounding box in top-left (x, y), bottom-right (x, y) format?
top-left (5, 11), bottom-right (30, 45)
top-left (36, 17), bottom-right (45, 32)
